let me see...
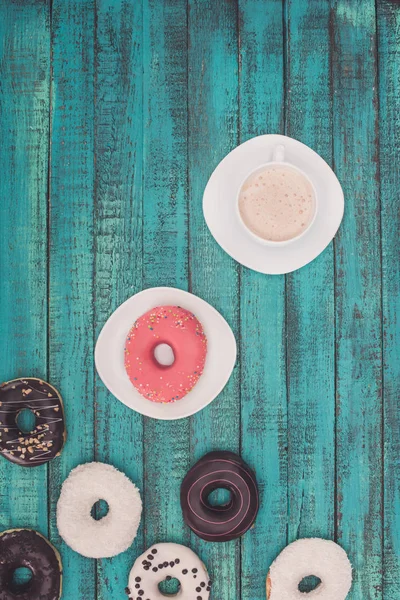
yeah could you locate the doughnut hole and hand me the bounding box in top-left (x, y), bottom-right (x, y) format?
top-left (16, 408), bottom-right (36, 434)
top-left (9, 566), bottom-right (33, 593)
top-left (207, 488), bottom-right (232, 508)
top-left (154, 343), bottom-right (175, 367)
top-left (90, 499), bottom-right (109, 521)
top-left (298, 575), bottom-right (322, 593)
top-left (158, 577), bottom-right (181, 596)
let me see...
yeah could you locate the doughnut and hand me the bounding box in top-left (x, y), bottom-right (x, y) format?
top-left (124, 305), bottom-right (207, 403)
top-left (0, 529), bottom-right (62, 600)
top-left (180, 450), bottom-right (259, 542)
top-left (56, 462), bottom-right (142, 558)
top-left (266, 538), bottom-right (352, 600)
top-left (127, 543), bottom-right (211, 600)
top-left (0, 378), bottom-right (66, 467)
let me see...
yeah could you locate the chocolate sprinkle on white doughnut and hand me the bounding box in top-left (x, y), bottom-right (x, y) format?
top-left (128, 543), bottom-right (211, 600)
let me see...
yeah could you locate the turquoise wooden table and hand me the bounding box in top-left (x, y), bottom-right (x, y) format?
top-left (0, 0), bottom-right (399, 598)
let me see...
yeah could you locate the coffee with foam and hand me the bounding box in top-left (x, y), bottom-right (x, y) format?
top-left (238, 164), bottom-right (315, 242)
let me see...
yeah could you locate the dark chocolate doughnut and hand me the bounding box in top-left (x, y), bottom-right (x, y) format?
top-left (180, 451), bottom-right (259, 542)
top-left (0, 529), bottom-right (62, 600)
top-left (0, 378), bottom-right (66, 467)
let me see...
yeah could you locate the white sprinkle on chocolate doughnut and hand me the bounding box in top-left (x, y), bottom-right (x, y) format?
top-left (0, 377), bottom-right (66, 467)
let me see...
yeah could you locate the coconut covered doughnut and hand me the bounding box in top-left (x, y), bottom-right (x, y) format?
top-left (124, 306), bottom-right (207, 403)
top-left (0, 529), bottom-right (62, 600)
top-left (127, 543), bottom-right (211, 600)
top-left (266, 538), bottom-right (352, 600)
top-left (56, 462), bottom-right (142, 558)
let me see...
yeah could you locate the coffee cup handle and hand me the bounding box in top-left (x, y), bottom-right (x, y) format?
top-left (273, 144), bottom-right (285, 162)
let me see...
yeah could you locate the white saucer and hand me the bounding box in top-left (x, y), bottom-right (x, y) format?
top-left (203, 134), bottom-right (344, 275)
top-left (95, 287), bottom-right (237, 420)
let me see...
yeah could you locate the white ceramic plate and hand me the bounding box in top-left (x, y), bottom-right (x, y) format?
top-left (95, 287), bottom-right (237, 420)
top-left (203, 134), bottom-right (344, 275)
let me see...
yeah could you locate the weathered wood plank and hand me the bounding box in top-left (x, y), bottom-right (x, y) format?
top-left (0, 0), bottom-right (50, 533)
top-left (238, 2), bottom-right (287, 599)
top-left (2, 4), bottom-right (397, 600)
top-left (332, 2), bottom-right (383, 598)
top-left (48, 1), bottom-right (96, 598)
top-left (188, 1), bottom-right (240, 598)
top-left (142, 0), bottom-right (190, 548)
top-left (286, 0), bottom-right (335, 545)
top-left (94, 0), bottom-right (144, 597)
top-left (376, 2), bottom-right (400, 598)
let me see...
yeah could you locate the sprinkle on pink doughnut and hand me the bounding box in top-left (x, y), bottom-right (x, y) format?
top-left (124, 305), bottom-right (207, 403)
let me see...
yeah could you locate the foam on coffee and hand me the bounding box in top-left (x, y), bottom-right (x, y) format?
top-left (238, 164), bottom-right (315, 242)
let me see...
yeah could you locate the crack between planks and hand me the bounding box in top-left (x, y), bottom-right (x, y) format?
top-left (141, 0), bottom-right (146, 554)
top-left (93, 0), bottom-right (99, 595)
top-left (295, 470), bottom-right (306, 541)
top-left (374, 1), bottom-right (385, 595)
top-left (282, 0), bottom-right (290, 546)
top-left (236, 1), bottom-right (243, 597)
top-left (46, 0), bottom-right (54, 542)
top-left (186, 0), bottom-right (193, 553)
top-left (186, 0), bottom-right (191, 297)
top-left (328, 0), bottom-right (339, 546)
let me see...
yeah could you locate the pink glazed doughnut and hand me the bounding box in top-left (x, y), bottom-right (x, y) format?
top-left (124, 306), bottom-right (207, 403)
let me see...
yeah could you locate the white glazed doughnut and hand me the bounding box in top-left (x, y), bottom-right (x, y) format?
top-left (127, 543), bottom-right (211, 600)
top-left (56, 462), bottom-right (142, 558)
top-left (267, 538), bottom-right (352, 600)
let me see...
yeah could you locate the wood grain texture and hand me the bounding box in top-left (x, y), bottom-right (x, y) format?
top-left (142, 0), bottom-right (190, 548)
top-left (377, 2), bottom-right (400, 598)
top-left (94, 1), bottom-right (144, 597)
top-left (332, 1), bottom-right (383, 598)
top-left (286, 0), bottom-right (335, 543)
top-left (0, 0), bottom-right (50, 533)
top-left (48, 1), bottom-right (96, 598)
top-left (188, 1), bottom-right (240, 598)
top-left (238, 2), bottom-right (287, 599)
top-left (1, 0), bottom-right (400, 598)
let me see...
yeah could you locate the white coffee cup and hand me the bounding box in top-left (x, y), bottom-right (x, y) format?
top-left (236, 144), bottom-right (318, 246)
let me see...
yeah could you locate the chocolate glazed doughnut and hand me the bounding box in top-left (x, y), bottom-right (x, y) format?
top-left (180, 451), bottom-right (259, 542)
top-left (0, 529), bottom-right (62, 600)
top-left (0, 378), bottom-right (66, 467)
